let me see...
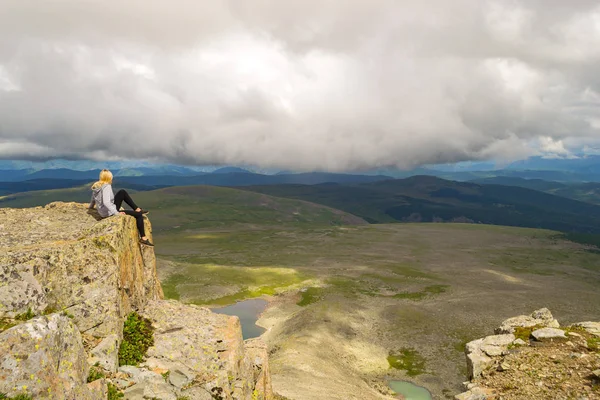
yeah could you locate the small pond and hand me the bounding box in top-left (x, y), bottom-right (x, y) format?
top-left (389, 381), bottom-right (432, 400)
top-left (213, 298), bottom-right (268, 339)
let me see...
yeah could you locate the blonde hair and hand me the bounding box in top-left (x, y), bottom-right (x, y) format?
top-left (92, 169), bottom-right (113, 189)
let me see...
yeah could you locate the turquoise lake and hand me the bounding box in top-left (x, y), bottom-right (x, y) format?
top-left (389, 381), bottom-right (432, 400)
top-left (213, 298), bottom-right (268, 339)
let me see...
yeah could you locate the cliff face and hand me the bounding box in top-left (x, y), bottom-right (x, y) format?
top-left (0, 202), bottom-right (272, 400)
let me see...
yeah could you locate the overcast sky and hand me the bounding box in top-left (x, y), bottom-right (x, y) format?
top-left (0, 1), bottom-right (599, 171)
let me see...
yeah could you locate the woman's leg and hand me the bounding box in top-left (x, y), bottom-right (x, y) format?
top-left (114, 189), bottom-right (139, 211)
top-left (122, 210), bottom-right (146, 237)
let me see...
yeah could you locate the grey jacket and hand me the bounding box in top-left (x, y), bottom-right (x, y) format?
top-left (89, 184), bottom-right (119, 218)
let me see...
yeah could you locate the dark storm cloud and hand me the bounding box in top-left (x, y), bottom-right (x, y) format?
top-left (0, 0), bottom-right (599, 170)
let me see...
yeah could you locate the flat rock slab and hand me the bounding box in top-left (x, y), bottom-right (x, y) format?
top-left (531, 327), bottom-right (566, 341)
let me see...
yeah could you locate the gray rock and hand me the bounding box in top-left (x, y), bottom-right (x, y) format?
top-left (592, 369), bottom-right (600, 379)
top-left (498, 361), bottom-right (511, 372)
top-left (532, 327), bottom-right (567, 341)
top-left (87, 379), bottom-right (108, 400)
top-left (0, 263), bottom-right (47, 318)
top-left (142, 299), bottom-right (253, 398)
top-left (465, 334), bottom-right (514, 379)
top-left (113, 379), bottom-right (134, 390)
top-left (455, 386), bottom-right (490, 400)
top-left (90, 334), bottom-right (120, 372)
top-left (169, 368), bottom-right (193, 389)
top-left (512, 338), bottom-right (527, 346)
top-left (137, 369), bottom-right (165, 384)
top-left (574, 321), bottom-right (600, 337)
top-left (0, 314), bottom-right (96, 399)
top-left (180, 386), bottom-right (214, 400)
top-left (496, 308), bottom-right (560, 334)
top-left (123, 383), bottom-right (145, 400)
top-left (119, 365), bottom-right (143, 381)
top-left (141, 357), bottom-right (195, 388)
top-left (142, 380), bottom-right (177, 400)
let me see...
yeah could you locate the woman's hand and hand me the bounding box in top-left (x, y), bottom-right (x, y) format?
top-left (120, 211), bottom-right (126, 215)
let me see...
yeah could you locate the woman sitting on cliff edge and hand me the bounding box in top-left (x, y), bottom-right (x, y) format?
top-left (88, 169), bottom-right (154, 246)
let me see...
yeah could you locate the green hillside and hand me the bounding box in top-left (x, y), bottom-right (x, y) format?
top-left (241, 176), bottom-right (600, 233)
top-left (0, 184), bottom-right (366, 231)
top-left (471, 177), bottom-right (600, 205)
top-left (0, 185), bottom-right (98, 208)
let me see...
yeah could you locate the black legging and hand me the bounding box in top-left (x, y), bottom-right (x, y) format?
top-left (114, 189), bottom-right (145, 237)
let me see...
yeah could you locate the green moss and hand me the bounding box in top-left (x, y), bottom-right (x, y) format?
top-left (588, 337), bottom-right (600, 351)
top-left (0, 395), bottom-right (33, 400)
top-left (0, 318), bottom-right (16, 333)
top-left (87, 366), bottom-right (105, 383)
top-left (107, 383), bottom-right (124, 400)
top-left (393, 285), bottom-right (449, 300)
top-left (387, 348), bottom-right (426, 376)
top-left (513, 326), bottom-right (542, 342)
top-left (297, 287), bottom-right (325, 306)
top-left (14, 308), bottom-right (35, 321)
top-left (118, 312), bottom-right (154, 366)
top-left (327, 277), bottom-right (379, 297)
top-left (42, 306), bottom-right (58, 315)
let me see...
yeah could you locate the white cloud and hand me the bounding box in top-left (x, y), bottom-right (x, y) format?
top-left (0, 0), bottom-right (599, 170)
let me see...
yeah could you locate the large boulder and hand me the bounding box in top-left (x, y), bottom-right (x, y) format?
top-left (495, 308), bottom-right (559, 334)
top-left (465, 334), bottom-right (515, 379)
top-left (0, 202), bottom-right (163, 339)
top-left (0, 314), bottom-right (100, 399)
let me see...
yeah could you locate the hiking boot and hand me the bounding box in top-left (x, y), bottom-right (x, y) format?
top-left (139, 238), bottom-right (154, 246)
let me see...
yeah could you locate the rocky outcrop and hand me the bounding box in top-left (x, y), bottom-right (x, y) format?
top-left (465, 334), bottom-right (515, 379)
top-left (0, 202), bottom-right (272, 399)
top-left (494, 307), bottom-right (559, 334)
top-left (0, 202), bottom-right (163, 337)
top-left (457, 308), bottom-right (600, 400)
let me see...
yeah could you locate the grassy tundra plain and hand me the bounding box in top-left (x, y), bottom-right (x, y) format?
top-left (3, 185), bottom-right (600, 399)
top-left (131, 187), bottom-right (600, 399)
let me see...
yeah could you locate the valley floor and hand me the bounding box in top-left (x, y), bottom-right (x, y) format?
top-left (154, 223), bottom-right (600, 399)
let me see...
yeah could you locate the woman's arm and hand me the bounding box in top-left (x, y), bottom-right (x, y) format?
top-left (89, 194), bottom-right (95, 209)
top-left (102, 185), bottom-right (120, 216)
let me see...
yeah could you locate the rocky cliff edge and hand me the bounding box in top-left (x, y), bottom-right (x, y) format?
top-left (457, 308), bottom-right (600, 400)
top-left (0, 202), bottom-right (272, 400)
